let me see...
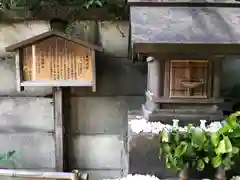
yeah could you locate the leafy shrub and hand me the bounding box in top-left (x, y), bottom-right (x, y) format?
top-left (159, 112), bottom-right (240, 172)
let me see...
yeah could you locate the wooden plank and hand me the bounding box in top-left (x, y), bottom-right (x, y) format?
top-left (32, 45), bottom-right (36, 80)
top-left (5, 30), bottom-right (103, 52)
top-left (62, 87), bottom-right (71, 171)
top-left (159, 59), bottom-right (165, 97)
top-left (91, 49), bottom-right (96, 92)
top-left (153, 97), bottom-right (224, 103)
top-left (15, 50), bottom-right (21, 92)
top-left (163, 60), bottom-right (170, 98)
top-left (0, 169), bottom-right (77, 180)
top-left (133, 43), bottom-right (240, 54)
top-left (21, 80), bottom-right (92, 87)
top-left (53, 87), bottom-right (64, 171)
top-left (148, 112), bottom-right (223, 122)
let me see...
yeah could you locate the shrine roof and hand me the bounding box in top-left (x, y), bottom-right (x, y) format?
top-left (5, 30), bottom-right (103, 52)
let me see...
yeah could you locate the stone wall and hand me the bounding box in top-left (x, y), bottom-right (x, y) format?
top-left (0, 20), bottom-right (146, 180)
top-left (0, 19), bottom-right (239, 180)
top-left (69, 21), bottom-right (146, 179)
top-left (0, 21), bottom-right (54, 175)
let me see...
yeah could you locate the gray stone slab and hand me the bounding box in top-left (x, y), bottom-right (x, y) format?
top-left (0, 21), bottom-right (52, 96)
top-left (0, 133), bottom-right (55, 169)
top-left (70, 135), bottom-right (124, 169)
top-left (70, 21), bottom-right (129, 57)
top-left (80, 170), bottom-right (122, 180)
top-left (99, 21), bottom-right (129, 57)
top-left (71, 21), bottom-right (97, 44)
top-left (130, 7), bottom-right (240, 44)
top-left (0, 57), bottom-right (52, 96)
top-left (0, 98), bottom-right (53, 132)
top-left (129, 132), bottom-right (216, 179)
top-left (71, 97), bottom-right (144, 134)
top-left (71, 57), bottom-right (146, 96)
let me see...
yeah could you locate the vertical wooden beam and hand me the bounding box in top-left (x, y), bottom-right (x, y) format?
top-left (207, 60), bottom-right (213, 98)
top-left (15, 50), bottom-right (21, 92)
top-left (62, 87), bottom-right (71, 172)
top-left (32, 45), bottom-right (36, 80)
top-left (53, 87), bottom-right (64, 172)
top-left (91, 49), bottom-right (96, 92)
top-left (164, 60), bottom-right (170, 98)
top-left (50, 19), bottom-right (69, 172)
top-left (15, 50), bottom-right (25, 92)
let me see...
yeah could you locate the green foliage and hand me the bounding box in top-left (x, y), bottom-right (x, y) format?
top-left (0, 0), bottom-right (126, 21)
top-left (159, 111), bottom-right (240, 172)
top-left (159, 124), bottom-right (210, 172)
top-left (0, 150), bottom-right (17, 165)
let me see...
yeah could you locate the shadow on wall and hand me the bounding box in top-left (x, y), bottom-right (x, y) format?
top-left (129, 133), bottom-right (240, 179)
top-left (129, 134), bottom-right (217, 179)
top-left (221, 84), bottom-right (240, 116)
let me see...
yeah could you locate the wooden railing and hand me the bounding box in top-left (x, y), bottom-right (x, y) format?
top-left (0, 169), bottom-right (88, 180)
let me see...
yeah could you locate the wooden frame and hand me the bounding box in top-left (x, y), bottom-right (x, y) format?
top-left (163, 57), bottom-right (221, 100)
top-left (5, 30), bottom-right (103, 91)
top-left (0, 169), bottom-right (88, 180)
top-left (168, 60), bottom-right (211, 98)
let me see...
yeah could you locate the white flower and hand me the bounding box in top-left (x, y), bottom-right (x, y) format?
top-left (102, 174), bottom-right (160, 180)
top-left (206, 121), bottom-right (223, 133)
top-left (172, 119), bottom-right (179, 128)
top-left (200, 120), bottom-right (207, 130)
top-left (129, 116), bottom-right (225, 135)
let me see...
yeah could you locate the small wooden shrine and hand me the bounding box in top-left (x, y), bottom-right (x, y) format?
top-left (5, 30), bottom-right (103, 91)
top-left (128, 1), bottom-right (240, 122)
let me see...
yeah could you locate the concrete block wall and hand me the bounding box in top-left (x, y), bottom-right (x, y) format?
top-left (69, 21), bottom-right (146, 180)
top-left (0, 20), bottom-right (146, 180)
top-left (68, 21), bottom-right (240, 180)
top-left (0, 19), bottom-right (239, 180)
top-left (0, 21), bottom-right (55, 178)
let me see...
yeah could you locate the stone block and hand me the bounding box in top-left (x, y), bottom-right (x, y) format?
top-left (0, 57), bottom-right (52, 96)
top-left (71, 135), bottom-right (124, 169)
top-left (71, 97), bottom-right (144, 134)
top-left (0, 98), bottom-right (53, 132)
top-left (99, 21), bottom-right (129, 57)
top-left (71, 57), bottom-right (146, 96)
top-left (80, 170), bottom-right (122, 180)
top-left (0, 133), bottom-right (55, 169)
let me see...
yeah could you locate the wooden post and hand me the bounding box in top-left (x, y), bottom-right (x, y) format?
top-left (32, 45), bottom-right (36, 80)
top-left (51, 19), bottom-right (69, 172)
top-left (15, 50), bottom-right (21, 92)
top-left (145, 56), bottom-right (160, 112)
top-left (91, 49), bottom-right (96, 92)
top-left (53, 87), bottom-right (64, 171)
